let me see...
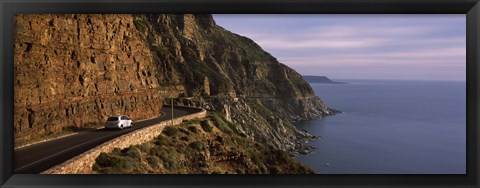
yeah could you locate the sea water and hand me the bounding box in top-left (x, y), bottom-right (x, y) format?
top-left (294, 79), bottom-right (466, 174)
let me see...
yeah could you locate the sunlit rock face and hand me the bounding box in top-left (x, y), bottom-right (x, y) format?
top-left (14, 14), bottom-right (168, 142)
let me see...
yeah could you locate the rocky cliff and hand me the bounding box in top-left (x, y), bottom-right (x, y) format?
top-left (14, 14), bottom-right (334, 152)
top-left (14, 14), bottom-right (182, 143)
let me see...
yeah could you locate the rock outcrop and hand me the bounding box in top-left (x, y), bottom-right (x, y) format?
top-left (14, 14), bottom-right (334, 152)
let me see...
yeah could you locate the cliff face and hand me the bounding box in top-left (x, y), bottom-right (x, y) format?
top-left (136, 14), bottom-right (317, 99)
top-left (14, 14), bottom-right (333, 151)
top-left (14, 15), bottom-right (181, 143)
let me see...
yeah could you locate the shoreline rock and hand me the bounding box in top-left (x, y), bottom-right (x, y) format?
top-left (288, 107), bottom-right (340, 156)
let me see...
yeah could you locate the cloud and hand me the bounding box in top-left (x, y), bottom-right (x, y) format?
top-left (213, 14), bottom-right (466, 80)
top-left (252, 37), bottom-right (464, 51)
top-left (238, 25), bottom-right (463, 51)
top-left (279, 47), bottom-right (465, 68)
top-left (302, 25), bottom-right (439, 38)
top-left (253, 37), bottom-right (390, 50)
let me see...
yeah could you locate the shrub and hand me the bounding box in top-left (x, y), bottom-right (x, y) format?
top-left (95, 153), bottom-right (110, 166)
top-left (270, 166), bottom-right (282, 174)
top-left (154, 135), bottom-right (171, 146)
top-left (211, 112), bottom-right (239, 134)
top-left (200, 120), bottom-right (213, 132)
top-left (227, 123), bottom-right (239, 135)
top-left (123, 157), bottom-right (139, 172)
top-left (259, 165), bottom-right (268, 174)
top-left (146, 156), bottom-right (161, 167)
top-left (176, 146), bottom-right (187, 153)
top-left (111, 148), bottom-right (122, 155)
top-left (92, 163), bottom-right (101, 171)
top-left (187, 126), bottom-right (198, 134)
top-left (148, 147), bottom-right (161, 157)
top-left (280, 151), bottom-right (290, 160)
top-left (125, 146), bottom-right (142, 159)
top-left (216, 122), bottom-right (233, 134)
top-left (138, 143), bottom-right (151, 153)
top-left (251, 154), bottom-right (267, 173)
top-left (251, 155), bottom-right (263, 167)
top-left (163, 126), bottom-right (179, 137)
top-left (160, 154), bottom-right (177, 170)
top-left (189, 141), bottom-right (204, 151)
top-left (235, 137), bottom-right (247, 145)
top-left (95, 152), bottom-right (126, 168)
top-left (273, 150), bottom-right (291, 163)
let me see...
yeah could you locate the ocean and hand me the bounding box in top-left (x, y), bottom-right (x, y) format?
top-left (294, 79), bottom-right (466, 174)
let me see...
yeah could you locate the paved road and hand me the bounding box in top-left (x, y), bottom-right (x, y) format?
top-left (14, 106), bottom-right (199, 174)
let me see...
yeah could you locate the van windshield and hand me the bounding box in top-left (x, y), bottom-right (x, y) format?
top-left (107, 117), bottom-right (119, 121)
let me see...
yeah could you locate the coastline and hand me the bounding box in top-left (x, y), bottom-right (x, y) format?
top-left (290, 107), bottom-right (340, 157)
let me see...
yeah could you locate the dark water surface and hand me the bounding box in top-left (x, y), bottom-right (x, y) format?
top-left (294, 79), bottom-right (466, 174)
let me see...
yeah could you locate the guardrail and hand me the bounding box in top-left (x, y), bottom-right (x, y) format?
top-left (42, 106), bottom-right (207, 174)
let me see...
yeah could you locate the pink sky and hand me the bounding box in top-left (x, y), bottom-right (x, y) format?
top-left (213, 14), bottom-right (466, 81)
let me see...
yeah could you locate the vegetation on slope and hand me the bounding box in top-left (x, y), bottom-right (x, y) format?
top-left (92, 112), bottom-right (314, 174)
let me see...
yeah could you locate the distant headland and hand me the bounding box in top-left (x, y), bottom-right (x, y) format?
top-left (302, 75), bottom-right (346, 84)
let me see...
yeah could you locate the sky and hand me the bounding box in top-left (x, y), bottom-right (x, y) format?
top-left (213, 14), bottom-right (466, 81)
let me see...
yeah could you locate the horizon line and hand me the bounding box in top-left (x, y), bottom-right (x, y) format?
top-left (302, 75), bottom-right (466, 82)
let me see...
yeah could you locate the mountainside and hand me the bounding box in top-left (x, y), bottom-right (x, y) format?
top-left (14, 14), bottom-right (334, 153)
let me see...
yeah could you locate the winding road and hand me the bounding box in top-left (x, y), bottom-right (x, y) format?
top-left (14, 106), bottom-right (199, 174)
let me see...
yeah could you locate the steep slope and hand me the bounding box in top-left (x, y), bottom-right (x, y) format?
top-left (14, 14), bottom-right (335, 152)
top-left (93, 115), bottom-right (315, 174)
top-left (132, 14), bottom-right (335, 151)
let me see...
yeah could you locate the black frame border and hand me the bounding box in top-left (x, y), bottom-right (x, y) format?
top-left (1, 0), bottom-right (479, 187)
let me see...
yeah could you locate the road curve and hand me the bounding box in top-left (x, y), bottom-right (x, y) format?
top-left (14, 106), bottom-right (199, 174)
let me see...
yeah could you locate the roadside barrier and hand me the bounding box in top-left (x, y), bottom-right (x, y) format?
top-left (42, 106), bottom-right (206, 174)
